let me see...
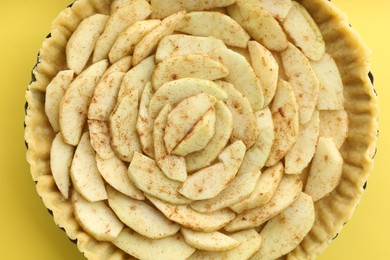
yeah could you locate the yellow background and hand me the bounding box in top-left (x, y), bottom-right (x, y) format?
top-left (0, 1), bottom-right (388, 259)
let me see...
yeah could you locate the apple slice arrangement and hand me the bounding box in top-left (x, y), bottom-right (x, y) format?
top-left (25, 0), bottom-right (378, 259)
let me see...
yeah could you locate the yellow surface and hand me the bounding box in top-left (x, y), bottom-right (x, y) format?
top-left (0, 1), bottom-right (388, 259)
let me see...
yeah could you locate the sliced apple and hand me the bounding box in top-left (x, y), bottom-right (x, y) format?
top-left (136, 82), bottom-right (155, 158)
top-left (113, 229), bottom-right (195, 260)
top-left (186, 101), bottom-right (233, 172)
top-left (191, 170), bottom-right (260, 213)
top-left (283, 1), bottom-right (325, 61)
top-left (305, 137), bottom-right (343, 202)
top-left (152, 54), bottom-right (229, 90)
top-left (265, 79), bottom-right (300, 167)
top-left (311, 53), bottom-right (344, 110)
top-left (132, 11), bottom-right (186, 66)
top-left (92, 0), bottom-right (152, 63)
top-left (107, 187), bottom-right (179, 239)
top-left (281, 43), bottom-right (320, 124)
top-left (109, 87), bottom-right (142, 162)
top-left (45, 70), bottom-right (74, 133)
top-left (59, 60), bottom-right (108, 146)
top-left (149, 78), bottom-right (227, 119)
top-left (128, 152), bottom-right (191, 204)
top-left (224, 174), bottom-right (302, 232)
top-left (87, 71), bottom-right (125, 121)
top-left (227, 1), bottom-right (288, 51)
top-left (212, 48), bottom-right (264, 112)
top-left (109, 20), bottom-right (161, 63)
top-left (319, 110), bottom-right (349, 149)
top-left (95, 155), bottom-right (144, 200)
top-left (118, 55), bottom-right (155, 101)
top-left (72, 190), bottom-right (123, 241)
top-left (216, 81), bottom-right (259, 148)
top-left (285, 110), bottom-right (320, 174)
top-left (88, 120), bottom-right (115, 160)
top-left (237, 108), bottom-right (274, 176)
top-left (66, 14), bottom-right (109, 74)
top-left (181, 228), bottom-right (240, 252)
top-left (253, 192), bottom-right (315, 260)
top-left (153, 104), bottom-right (188, 182)
top-left (50, 133), bottom-right (74, 199)
top-left (231, 162), bottom-right (284, 214)
top-left (176, 11), bottom-right (250, 48)
top-left (188, 229), bottom-right (262, 260)
top-left (256, 0), bottom-right (292, 21)
top-left (172, 108), bottom-right (216, 157)
top-left (164, 93), bottom-right (217, 153)
top-left (151, 0), bottom-right (236, 19)
top-left (155, 34), bottom-right (227, 63)
top-left (147, 195), bottom-right (235, 232)
top-left (179, 141), bottom-right (246, 200)
top-left (248, 41), bottom-right (279, 107)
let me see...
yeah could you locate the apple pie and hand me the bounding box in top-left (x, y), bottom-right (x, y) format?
top-left (24, 0), bottom-right (378, 259)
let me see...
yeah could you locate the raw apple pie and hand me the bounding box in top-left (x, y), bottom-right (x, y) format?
top-left (25, 0), bottom-right (378, 259)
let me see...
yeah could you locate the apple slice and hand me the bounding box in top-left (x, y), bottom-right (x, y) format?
top-left (256, 0), bottom-right (292, 21)
top-left (188, 229), bottom-right (262, 260)
top-left (212, 48), bottom-right (264, 112)
top-left (217, 81), bottom-right (259, 148)
top-left (66, 14), bottom-right (109, 74)
top-left (253, 192), bottom-right (315, 260)
top-left (224, 174), bottom-right (302, 232)
top-left (285, 109), bottom-right (320, 174)
top-left (149, 78), bottom-right (227, 119)
top-left (181, 228), bottom-right (240, 251)
top-left (95, 155), bottom-right (144, 200)
top-left (305, 137), bottom-right (343, 202)
top-left (265, 79), bottom-right (300, 167)
top-left (172, 108), bottom-right (216, 157)
top-left (152, 54), bottom-right (229, 90)
top-left (283, 1), bottom-right (325, 61)
top-left (109, 20), bottom-right (161, 63)
top-left (155, 34), bottom-right (227, 63)
top-left (311, 53), bottom-right (344, 110)
top-left (59, 60), bottom-right (108, 146)
top-left (319, 110), bottom-right (348, 149)
top-left (248, 41), bottom-right (279, 107)
top-left (87, 71), bottom-right (125, 121)
top-left (179, 141), bottom-right (246, 200)
top-left (92, 0), bottom-right (152, 63)
top-left (227, 1), bottom-right (288, 51)
top-left (88, 120), bottom-right (115, 160)
top-left (129, 152), bottom-right (191, 204)
top-left (50, 133), bottom-right (75, 199)
top-left (190, 170), bottom-right (260, 213)
top-left (147, 195), bottom-right (235, 232)
top-left (107, 187), bottom-right (179, 239)
top-left (118, 55), bottom-right (155, 101)
top-left (154, 104), bottom-right (187, 182)
top-left (237, 108), bottom-right (274, 177)
top-left (72, 190), bottom-right (123, 241)
top-left (176, 11), bottom-right (250, 48)
top-left (231, 163), bottom-right (284, 214)
top-left (151, 0), bottom-right (236, 19)
top-left (109, 87), bottom-right (142, 162)
top-left (70, 132), bottom-right (107, 202)
top-left (164, 93), bottom-right (217, 153)
top-left (132, 11), bottom-right (186, 66)
top-left (45, 70), bottom-right (74, 132)
top-left (281, 43), bottom-right (320, 124)
top-left (113, 229), bottom-right (195, 260)
top-left (185, 101), bottom-right (233, 172)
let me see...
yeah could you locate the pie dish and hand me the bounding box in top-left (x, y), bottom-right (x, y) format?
top-left (24, 0), bottom-right (379, 259)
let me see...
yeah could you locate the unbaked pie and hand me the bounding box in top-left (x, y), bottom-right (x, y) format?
top-left (25, 0), bottom-right (378, 259)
